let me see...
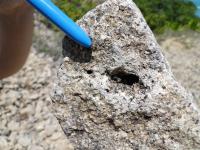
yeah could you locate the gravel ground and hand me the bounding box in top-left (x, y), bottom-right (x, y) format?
top-left (0, 50), bottom-right (73, 150)
top-left (0, 23), bottom-right (199, 150)
top-left (160, 31), bottom-right (200, 106)
top-left (0, 17), bottom-right (73, 150)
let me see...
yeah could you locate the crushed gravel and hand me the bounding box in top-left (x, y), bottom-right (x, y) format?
top-left (0, 50), bottom-right (73, 150)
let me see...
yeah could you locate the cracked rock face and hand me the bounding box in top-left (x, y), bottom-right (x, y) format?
top-left (51, 0), bottom-right (200, 149)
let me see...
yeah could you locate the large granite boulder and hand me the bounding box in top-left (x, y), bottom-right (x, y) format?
top-left (51, 0), bottom-right (200, 149)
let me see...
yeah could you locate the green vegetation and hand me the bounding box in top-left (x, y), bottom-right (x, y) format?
top-left (44, 0), bottom-right (96, 31)
top-left (134, 0), bottom-right (200, 33)
top-left (54, 0), bottom-right (96, 21)
top-left (49, 0), bottom-right (200, 34)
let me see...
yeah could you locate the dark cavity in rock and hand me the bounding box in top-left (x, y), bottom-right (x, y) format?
top-left (109, 67), bottom-right (140, 86)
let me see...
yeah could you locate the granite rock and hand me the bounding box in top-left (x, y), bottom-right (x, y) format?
top-left (51, 0), bottom-right (200, 149)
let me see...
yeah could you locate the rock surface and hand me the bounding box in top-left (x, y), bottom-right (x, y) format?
top-left (51, 0), bottom-right (200, 149)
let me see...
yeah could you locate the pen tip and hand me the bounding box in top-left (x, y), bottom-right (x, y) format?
top-left (84, 37), bottom-right (92, 48)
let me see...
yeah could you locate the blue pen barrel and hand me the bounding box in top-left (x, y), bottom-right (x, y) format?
top-left (26, 0), bottom-right (92, 48)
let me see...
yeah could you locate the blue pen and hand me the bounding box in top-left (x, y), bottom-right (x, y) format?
top-left (26, 0), bottom-right (92, 48)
